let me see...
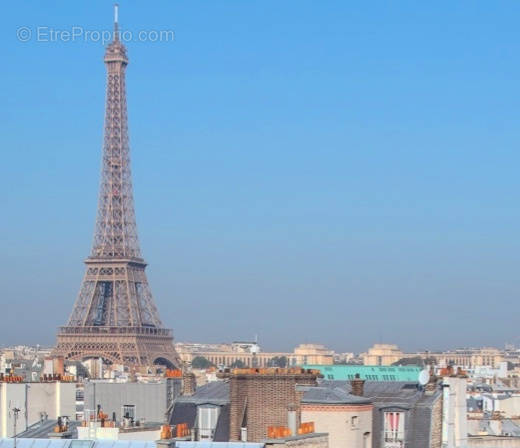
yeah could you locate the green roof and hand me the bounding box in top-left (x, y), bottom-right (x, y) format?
top-left (302, 364), bottom-right (422, 382)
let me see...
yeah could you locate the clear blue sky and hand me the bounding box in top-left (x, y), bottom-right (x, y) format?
top-left (1, 1), bottom-right (519, 353)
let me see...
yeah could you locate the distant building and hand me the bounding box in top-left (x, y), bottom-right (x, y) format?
top-left (361, 344), bottom-right (404, 366)
top-left (292, 345), bottom-right (334, 366)
top-left (413, 347), bottom-right (503, 368)
top-left (468, 415), bottom-right (520, 438)
top-left (333, 352), bottom-right (355, 364)
top-left (461, 362), bottom-right (508, 381)
top-left (176, 343), bottom-right (333, 368)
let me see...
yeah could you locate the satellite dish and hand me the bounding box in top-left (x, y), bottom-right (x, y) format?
top-left (418, 369), bottom-right (430, 386)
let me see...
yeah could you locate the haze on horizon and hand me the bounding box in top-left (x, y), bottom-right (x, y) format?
top-left (1, 1), bottom-right (519, 354)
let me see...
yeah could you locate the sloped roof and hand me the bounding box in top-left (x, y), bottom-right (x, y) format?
top-left (302, 386), bottom-right (371, 405)
top-left (17, 420), bottom-right (81, 439)
top-left (213, 404), bottom-right (231, 442)
top-left (175, 381), bottom-right (230, 405)
top-left (501, 419), bottom-right (520, 436)
top-left (170, 401), bottom-right (198, 428)
top-left (319, 380), bottom-right (427, 408)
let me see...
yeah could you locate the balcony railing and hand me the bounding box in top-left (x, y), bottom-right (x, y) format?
top-left (58, 326), bottom-right (172, 337)
top-left (196, 427), bottom-right (216, 441)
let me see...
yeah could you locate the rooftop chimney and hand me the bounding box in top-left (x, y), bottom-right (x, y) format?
top-left (351, 373), bottom-right (365, 397)
top-left (287, 404), bottom-right (297, 436)
top-left (182, 371), bottom-right (196, 396)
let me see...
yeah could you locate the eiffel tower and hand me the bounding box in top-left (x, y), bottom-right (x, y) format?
top-left (54, 6), bottom-right (179, 368)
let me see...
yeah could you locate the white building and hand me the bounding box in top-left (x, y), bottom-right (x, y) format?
top-left (0, 381), bottom-right (75, 437)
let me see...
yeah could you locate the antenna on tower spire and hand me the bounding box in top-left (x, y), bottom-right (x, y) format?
top-left (114, 3), bottom-right (119, 41)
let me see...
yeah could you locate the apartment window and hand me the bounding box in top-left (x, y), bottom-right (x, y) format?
top-left (122, 405), bottom-right (136, 420)
top-left (383, 411), bottom-right (405, 448)
top-left (197, 405), bottom-right (220, 440)
top-left (351, 416), bottom-right (358, 429)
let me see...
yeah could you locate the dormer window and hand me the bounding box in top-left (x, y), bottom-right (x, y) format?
top-left (383, 411), bottom-right (405, 448)
top-left (197, 404), bottom-right (220, 440)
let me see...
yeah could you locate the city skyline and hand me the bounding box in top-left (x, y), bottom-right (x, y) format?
top-left (1, 1), bottom-right (520, 352)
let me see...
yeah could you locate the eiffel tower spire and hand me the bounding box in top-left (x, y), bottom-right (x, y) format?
top-left (92, 3), bottom-right (138, 260)
top-left (114, 3), bottom-right (120, 41)
top-left (54, 6), bottom-right (179, 368)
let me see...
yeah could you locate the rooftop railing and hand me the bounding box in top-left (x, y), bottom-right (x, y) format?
top-left (58, 326), bottom-right (172, 337)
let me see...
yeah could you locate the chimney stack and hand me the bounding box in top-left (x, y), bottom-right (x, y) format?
top-left (182, 371), bottom-right (197, 396)
top-left (351, 373), bottom-right (365, 397)
top-left (287, 404), bottom-right (297, 436)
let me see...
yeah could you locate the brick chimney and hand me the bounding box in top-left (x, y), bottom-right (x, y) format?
top-left (350, 373), bottom-right (365, 397)
top-left (222, 368), bottom-right (320, 442)
top-left (182, 371), bottom-right (196, 396)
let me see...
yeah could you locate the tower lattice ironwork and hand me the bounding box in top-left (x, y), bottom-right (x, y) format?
top-left (54, 7), bottom-right (179, 368)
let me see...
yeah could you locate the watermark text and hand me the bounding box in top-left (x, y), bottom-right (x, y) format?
top-left (17, 26), bottom-right (175, 44)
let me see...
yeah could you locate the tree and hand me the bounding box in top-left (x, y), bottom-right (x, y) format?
top-left (392, 357), bottom-right (425, 367)
top-left (191, 356), bottom-right (213, 369)
top-left (267, 356), bottom-right (288, 368)
top-left (230, 359), bottom-right (246, 368)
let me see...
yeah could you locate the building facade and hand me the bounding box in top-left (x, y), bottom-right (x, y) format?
top-left (0, 381), bottom-right (75, 437)
top-left (177, 343), bottom-right (333, 368)
top-left (301, 387), bottom-right (373, 448)
top-left (361, 344), bottom-right (405, 366)
top-left (414, 348), bottom-right (503, 368)
top-left (83, 378), bottom-right (182, 423)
